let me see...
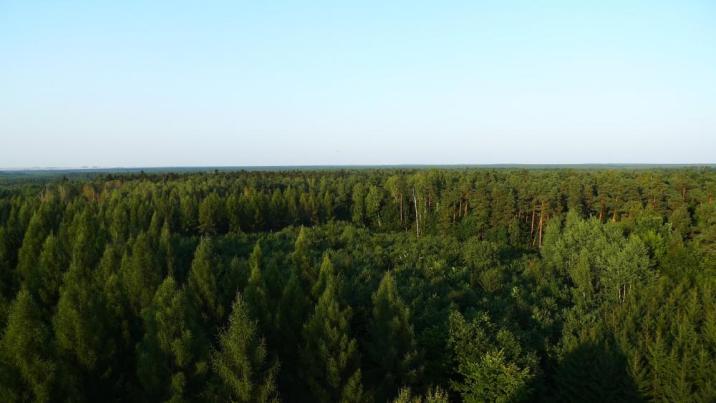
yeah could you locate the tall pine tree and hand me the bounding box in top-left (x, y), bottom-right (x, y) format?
top-left (301, 255), bottom-right (364, 402)
top-left (367, 272), bottom-right (421, 401)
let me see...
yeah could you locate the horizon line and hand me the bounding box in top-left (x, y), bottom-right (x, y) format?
top-left (2, 162), bottom-right (716, 172)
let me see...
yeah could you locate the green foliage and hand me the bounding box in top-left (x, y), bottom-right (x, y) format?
top-left (448, 311), bottom-right (535, 402)
top-left (210, 293), bottom-right (279, 403)
top-left (199, 193), bottom-right (225, 235)
top-left (244, 242), bottom-right (270, 327)
top-left (1, 289), bottom-right (56, 402)
top-left (0, 168), bottom-right (713, 402)
top-left (301, 255), bottom-right (365, 402)
top-left (366, 272), bottom-right (421, 401)
top-left (137, 276), bottom-right (208, 401)
top-left (32, 234), bottom-right (67, 307)
top-left (121, 232), bottom-right (163, 313)
top-left (392, 386), bottom-right (449, 403)
top-left (187, 237), bottom-right (224, 326)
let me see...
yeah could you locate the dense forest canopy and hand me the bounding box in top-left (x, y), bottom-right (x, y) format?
top-left (0, 168), bottom-right (714, 402)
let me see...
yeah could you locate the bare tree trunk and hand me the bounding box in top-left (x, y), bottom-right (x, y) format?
top-left (413, 187), bottom-right (420, 238)
top-left (529, 203), bottom-right (536, 246)
top-left (538, 201), bottom-right (545, 247)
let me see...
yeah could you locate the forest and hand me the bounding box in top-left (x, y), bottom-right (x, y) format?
top-left (0, 168), bottom-right (714, 402)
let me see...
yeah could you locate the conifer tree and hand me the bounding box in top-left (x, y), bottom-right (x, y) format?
top-left (199, 192), bottom-right (225, 235)
top-left (121, 232), bottom-right (162, 314)
top-left (226, 193), bottom-right (242, 234)
top-left (301, 255), bottom-right (364, 402)
top-left (210, 293), bottom-right (279, 403)
top-left (0, 227), bottom-right (15, 299)
top-left (367, 272), bottom-right (421, 401)
top-left (311, 253), bottom-right (334, 300)
top-left (16, 210), bottom-right (51, 286)
top-left (276, 270), bottom-right (308, 395)
top-left (137, 276), bottom-right (208, 402)
top-left (32, 234), bottom-right (67, 308)
top-left (245, 241), bottom-right (270, 328)
top-left (187, 237), bottom-right (224, 327)
top-left (1, 289), bottom-right (56, 402)
top-left (52, 211), bottom-right (119, 400)
top-left (53, 257), bottom-right (108, 372)
top-left (291, 227), bottom-right (315, 288)
top-left (159, 219), bottom-right (176, 277)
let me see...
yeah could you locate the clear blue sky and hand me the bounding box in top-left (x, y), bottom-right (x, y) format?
top-left (1, 1), bottom-right (714, 167)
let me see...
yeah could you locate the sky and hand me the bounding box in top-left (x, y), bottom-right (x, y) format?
top-left (1, 0), bottom-right (715, 168)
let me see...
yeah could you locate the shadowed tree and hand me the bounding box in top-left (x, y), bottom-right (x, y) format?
top-left (137, 276), bottom-right (209, 402)
top-left (301, 255), bottom-right (365, 402)
top-left (1, 289), bottom-right (56, 402)
top-left (187, 237), bottom-right (225, 329)
top-left (366, 272), bottom-right (421, 401)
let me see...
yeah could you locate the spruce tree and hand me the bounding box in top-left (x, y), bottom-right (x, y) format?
top-left (301, 255), bottom-right (364, 402)
top-left (16, 211), bottom-right (51, 287)
top-left (187, 237), bottom-right (224, 327)
top-left (121, 232), bottom-right (162, 314)
top-left (1, 289), bottom-right (56, 402)
top-left (137, 276), bottom-right (208, 402)
top-left (367, 272), bottom-right (421, 401)
top-left (33, 234), bottom-right (67, 308)
top-left (210, 293), bottom-right (279, 403)
top-left (276, 270), bottom-right (309, 396)
top-left (245, 241), bottom-right (272, 330)
top-left (292, 227), bottom-right (315, 290)
top-left (311, 253), bottom-right (334, 300)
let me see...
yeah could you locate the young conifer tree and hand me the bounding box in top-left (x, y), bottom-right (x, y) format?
top-left (210, 293), bottom-right (279, 403)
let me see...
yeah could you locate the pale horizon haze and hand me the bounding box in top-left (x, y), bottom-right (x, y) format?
top-left (1, 1), bottom-right (715, 168)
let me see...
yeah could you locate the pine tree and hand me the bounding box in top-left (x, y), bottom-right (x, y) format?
top-left (52, 212), bottom-right (118, 400)
top-left (121, 232), bottom-right (162, 314)
top-left (199, 192), bottom-right (225, 235)
top-left (159, 219), bottom-right (176, 277)
top-left (1, 289), bottom-right (56, 402)
top-left (187, 237), bottom-right (224, 327)
top-left (0, 227), bottom-right (15, 300)
top-left (292, 227), bottom-right (315, 289)
top-left (367, 272), bottom-right (421, 401)
top-left (32, 234), bottom-right (67, 308)
top-left (226, 193), bottom-right (243, 234)
top-left (210, 293), bottom-right (279, 403)
top-left (694, 201), bottom-right (716, 269)
top-left (301, 255), bottom-right (364, 402)
top-left (351, 183), bottom-right (366, 225)
top-left (276, 269), bottom-right (309, 396)
top-left (16, 210), bottom-right (51, 287)
top-left (245, 241), bottom-right (270, 328)
top-left (311, 253), bottom-right (334, 300)
top-left (137, 276), bottom-right (208, 402)
top-left (53, 257), bottom-right (108, 372)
